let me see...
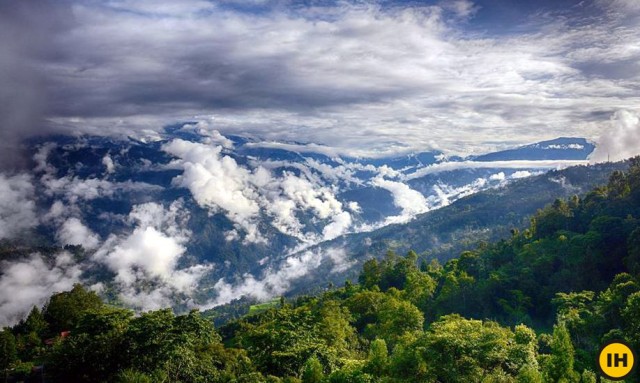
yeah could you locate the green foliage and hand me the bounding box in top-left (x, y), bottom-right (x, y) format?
top-left (0, 328), bottom-right (17, 377)
top-left (545, 324), bottom-right (579, 383)
top-left (301, 355), bottom-right (324, 383)
top-left (365, 339), bottom-right (388, 376)
top-left (43, 283), bottom-right (104, 333)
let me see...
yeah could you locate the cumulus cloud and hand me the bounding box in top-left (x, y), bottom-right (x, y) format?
top-left (178, 121), bottom-right (234, 148)
top-left (489, 172), bottom-right (506, 181)
top-left (590, 110), bottom-right (640, 162)
top-left (102, 154), bottom-right (116, 174)
top-left (0, 252), bottom-right (82, 326)
top-left (92, 200), bottom-right (209, 311)
top-left (56, 217), bottom-right (101, 250)
top-left (164, 138), bottom-right (354, 244)
top-left (0, 173), bottom-right (38, 239)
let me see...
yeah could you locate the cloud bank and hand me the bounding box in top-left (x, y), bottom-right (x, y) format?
top-left (0, 0), bottom-right (638, 158)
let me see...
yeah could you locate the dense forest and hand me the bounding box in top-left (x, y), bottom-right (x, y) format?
top-left (2, 158), bottom-right (640, 382)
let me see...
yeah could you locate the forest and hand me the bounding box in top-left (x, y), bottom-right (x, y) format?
top-left (2, 158), bottom-right (640, 382)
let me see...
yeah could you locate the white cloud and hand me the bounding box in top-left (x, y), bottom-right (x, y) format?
top-left (102, 154), bottom-right (115, 174)
top-left (27, 0), bottom-right (640, 156)
top-left (371, 176), bottom-right (429, 223)
top-left (164, 139), bottom-right (265, 243)
top-left (405, 160), bottom-right (588, 180)
top-left (590, 110), bottom-right (640, 162)
top-left (0, 173), bottom-right (38, 239)
top-left (41, 175), bottom-right (162, 204)
top-left (56, 217), bottom-right (101, 250)
top-left (0, 252), bottom-right (82, 326)
top-left (204, 245), bottom-right (355, 307)
top-left (489, 172), bottom-right (506, 181)
top-left (205, 248), bottom-right (324, 307)
top-left (511, 170), bottom-right (534, 179)
top-left (325, 247), bottom-right (355, 273)
top-left (442, 0), bottom-right (479, 19)
top-left (178, 120), bottom-right (234, 149)
top-left (92, 200), bottom-right (210, 311)
top-left (322, 211), bottom-right (353, 241)
top-left (33, 143), bottom-right (57, 174)
top-left (164, 138), bottom-right (355, 244)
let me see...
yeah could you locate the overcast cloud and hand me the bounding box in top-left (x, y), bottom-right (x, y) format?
top-left (0, 0), bottom-right (638, 161)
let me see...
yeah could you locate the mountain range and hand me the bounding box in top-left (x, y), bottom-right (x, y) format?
top-left (0, 124), bottom-right (609, 325)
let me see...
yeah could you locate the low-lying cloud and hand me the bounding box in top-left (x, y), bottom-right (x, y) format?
top-left (0, 252), bottom-right (82, 326)
top-left (164, 136), bottom-right (355, 244)
top-left (590, 110), bottom-right (640, 163)
top-left (0, 173), bottom-right (38, 239)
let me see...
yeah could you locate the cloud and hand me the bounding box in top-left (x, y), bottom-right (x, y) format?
top-left (2, 0), bottom-right (638, 159)
top-left (441, 0), bottom-right (479, 19)
top-left (56, 217), bottom-right (101, 250)
top-left (590, 110), bottom-right (640, 162)
top-left (206, 247), bottom-right (334, 307)
top-left (0, 252), bottom-right (82, 326)
top-left (489, 172), bottom-right (506, 181)
top-left (404, 160), bottom-right (588, 180)
top-left (164, 139), bottom-right (266, 243)
top-left (511, 170), bottom-right (534, 179)
top-left (371, 176), bottom-right (429, 224)
top-left (322, 211), bottom-right (353, 241)
top-left (178, 121), bottom-right (234, 149)
top-left (41, 175), bottom-right (162, 204)
top-left (164, 138), bottom-right (354, 244)
top-left (102, 154), bottom-right (116, 174)
top-left (92, 200), bottom-right (210, 311)
top-left (0, 173), bottom-right (38, 239)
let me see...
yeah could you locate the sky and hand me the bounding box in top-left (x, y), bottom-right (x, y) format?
top-left (1, 0), bottom-right (640, 162)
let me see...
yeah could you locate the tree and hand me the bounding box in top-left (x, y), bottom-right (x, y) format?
top-left (46, 306), bottom-right (133, 382)
top-left (545, 323), bottom-right (579, 383)
top-left (301, 355), bottom-right (323, 383)
top-left (622, 292), bottom-right (640, 346)
top-left (365, 339), bottom-right (388, 376)
top-left (43, 284), bottom-right (103, 333)
top-left (0, 329), bottom-right (17, 383)
top-left (359, 259), bottom-right (381, 290)
top-left (366, 297), bottom-right (423, 347)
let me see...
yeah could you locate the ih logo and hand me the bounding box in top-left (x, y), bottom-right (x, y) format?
top-left (598, 340), bottom-right (635, 380)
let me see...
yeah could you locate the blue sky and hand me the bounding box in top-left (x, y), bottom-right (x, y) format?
top-left (1, 0), bottom-right (639, 159)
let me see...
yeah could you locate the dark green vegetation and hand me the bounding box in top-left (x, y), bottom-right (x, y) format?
top-left (3, 159), bottom-right (640, 382)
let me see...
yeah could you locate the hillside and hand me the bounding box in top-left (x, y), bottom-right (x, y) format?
top-left (281, 161), bottom-right (628, 297)
top-left (2, 157), bottom-right (640, 382)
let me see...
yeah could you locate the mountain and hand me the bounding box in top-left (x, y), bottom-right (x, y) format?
top-left (472, 137), bottom-right (595, 161)
top-left (0, 124), bottom-right (600, 324)
top-left (273, 161), bottom-right (628, 298)
top-left (5, 159), bottom-right (640, 383)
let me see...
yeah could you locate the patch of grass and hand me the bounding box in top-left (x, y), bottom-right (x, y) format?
top-left (248, 299), bottom-right (280, 315)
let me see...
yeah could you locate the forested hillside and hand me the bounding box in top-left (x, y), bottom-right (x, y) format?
top-left (2, 159), bottom-right (640, 382)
